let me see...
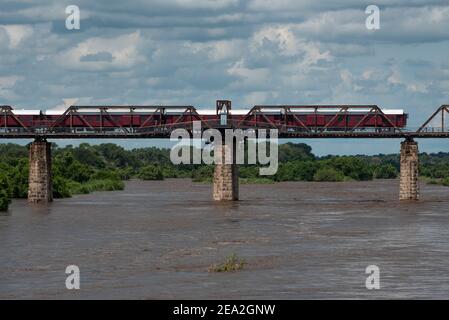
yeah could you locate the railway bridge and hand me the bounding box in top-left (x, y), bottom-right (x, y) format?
top-left (1, 100), bottom-right (449, 203)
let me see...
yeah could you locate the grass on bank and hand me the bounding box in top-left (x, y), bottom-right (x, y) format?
top-left (67, 179), bottom-right (125, 195)
top-left (208, 253), bottom-right (247, 273)
top-left (426, 177), bottom-right (449, 187)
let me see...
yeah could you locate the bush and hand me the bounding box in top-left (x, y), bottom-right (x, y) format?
top-left (67, 181), bottom-right (88, 194)
top-left (240, 177), bottom-right (274, 184)
top-left (208, 254), bottom-right (246, 273)
top-left (238, 166), bottom-right (259, 179)
top-left (321, 156), bottom-right (373, 181)
top-left (192, 165), bottom-right (213, 182)
top-left (138, 165), bottom-right (164, 180)
top-left (9, 159), bottom-right (29, 198)
top-left (442, 178), bottom-right (449, 187)
top-left (69, 179), bottom-right (125, 194)
top-left (0, 172), bottom-right (11, 198)
top-left (162, 165), bottom-right (190, 178)
top-left (373, 164), bottom-right (398, 179)
top-left (83, 179), bottom-right (125, 192)
top-left (53, 152), bottom-right (93, 183)
top-left (53, 176), bottom-right (72, 198)
top-left (313, 167), bottom-right (345, 182)
top-left (118, 167), bottom-right (134, 180)
top-left (276, 161), bottom-right (318, 182)
top-left (91, 169), bottom-right (121, 181)
top-left (0, 190), bottom-right (9, 211)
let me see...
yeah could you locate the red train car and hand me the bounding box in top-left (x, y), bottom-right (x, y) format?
top-left (0, 105), bottom-right (407, 132)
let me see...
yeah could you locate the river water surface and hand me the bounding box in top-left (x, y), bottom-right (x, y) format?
top-left (1, 179), bottom-right (449, 299)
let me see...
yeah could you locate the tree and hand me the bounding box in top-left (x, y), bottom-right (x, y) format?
top-left (0, 171), bottom-right (11, 211)
top-left (278, 143), bottom-right (315, 162)
top-left (91, 169), bottom-right (121, 181)
top-left (322, 156), bottom-right (373, 181)
top-left (192, 165), bottom-right (213, 182)
top-left (276, 161), bottom-right (318, 181)
top-left (373, 164), bottom-right (398, 179)
top-left (138, 165), bottom-right (164, 180)
top-left (313, 167), bottom-right (345, 182)
top-left (53, 176), bottom-right (72, 198)
top-left (0, 190), bottom-right (9, 211)
top-left (53, 152), bottom-right (93, 183)
top-left (8, 159), bottom-right (29, 198)
top-left (0, 171), bottom-right (11, 198)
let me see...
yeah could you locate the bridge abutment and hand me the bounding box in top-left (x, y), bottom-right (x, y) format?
top-left (399, 139), bottom-right (419, 201)
top-left (213, 143), bottom-right (239, 201)
top-left (28, 140), bottom-right (53, 203)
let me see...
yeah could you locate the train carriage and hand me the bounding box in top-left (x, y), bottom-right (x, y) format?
top-left (0, 105), bottom-right (408, 133)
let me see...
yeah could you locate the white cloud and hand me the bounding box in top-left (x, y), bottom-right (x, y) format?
top-left (247, 0), bottom-right (312, 11)
top-left (251, 25), bottom-right (332, 66)
top-left (0, 76), bottom-right (23, 101)
top-left (406, 83), bottom-right (428, 93)
top-left (186, 39), bottom-right (243, 61)
top-left (339, 69), bottom-right (362, 92)
top-left (227, 59), bottom-right (270, 87)
top-left (51, 98), bottom-right (80, 110)
top-left (243, 91), bottom-right (268, 106)
top-left (0, 25), bottom-right (34, 48)
top-left (56, 31), bottom-right (145, 71)
top-left (252, 25), bottom-right (301, 56)
top-left (0, 76), bottom-right (23, 89)
top-left (174, 0), bottom-right (238, 9)
top-left (387, 68), bottom-right (403, 86)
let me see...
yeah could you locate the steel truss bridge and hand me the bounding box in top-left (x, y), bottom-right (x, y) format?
top-left (1, 101), bottom-right (449, 139)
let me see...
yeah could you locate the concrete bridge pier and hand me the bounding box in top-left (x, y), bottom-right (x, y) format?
top-left (28, 139), bottom-right (53, 203)
top-left (213, 143), bottom-right (239, 201)
top-left (399, 139), bottom-right (419, 201)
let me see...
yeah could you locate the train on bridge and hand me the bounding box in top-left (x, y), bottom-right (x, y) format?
top-left (1, 101), bottom-right (446, 204)
top-left (1, 101), bottom-right (407, 134)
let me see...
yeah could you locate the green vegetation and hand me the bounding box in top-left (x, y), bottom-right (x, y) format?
top-left (1, 141), bottom-right (449, 210)
top-left (208, 253), bottom-right (247, 273)
top-left (190, 143), bottom-right (398, 184)
top-left (0, 189), bottom-right (9, 211)
top-left (373, 164), bottom-right (398, 179)
top-left (138, 164), bottom-right (164, 180)
top-left (313, 167), bottom-right (345, 182)
top-left (68, 179), bottom-right (125, 194)
top-left (192, 165), bottom-right (214, 183)
top-left (240, 177), bottom-right (274, 184)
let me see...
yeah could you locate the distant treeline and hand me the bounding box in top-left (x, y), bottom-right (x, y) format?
top-left (1, 142), bottom-right (449, 210)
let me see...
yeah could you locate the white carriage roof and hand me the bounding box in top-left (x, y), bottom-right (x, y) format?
top-left (12, 109), bottom-right (41, 115)
top-left (21, 108), bottom-right (404, 115)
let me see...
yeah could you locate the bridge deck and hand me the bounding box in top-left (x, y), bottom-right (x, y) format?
top-left (1, 131), bottom-right (448, 139)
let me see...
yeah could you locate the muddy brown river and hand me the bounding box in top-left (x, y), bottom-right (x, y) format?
top-left (1, 179), bottom-right (449, 299)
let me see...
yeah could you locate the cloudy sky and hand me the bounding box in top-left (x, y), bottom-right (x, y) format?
top-left (1, 0), bottom-right (449, 154)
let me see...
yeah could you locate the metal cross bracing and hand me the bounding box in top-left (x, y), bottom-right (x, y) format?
top-left (1, 101), bottom-right (449, 139)
top-left (234, 105), bottom-right (403, 132)
top-left (417, 105), bottom-right (449, 134)
top-left (47, 105), bottom-right (213, 133)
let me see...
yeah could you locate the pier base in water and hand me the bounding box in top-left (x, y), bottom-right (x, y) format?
top-left (28, 140), bottom-right (53, 203)
top-left (399, 139), bottom-right (419, 201)
top-left (213, 144), bottom-right (239, 201)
